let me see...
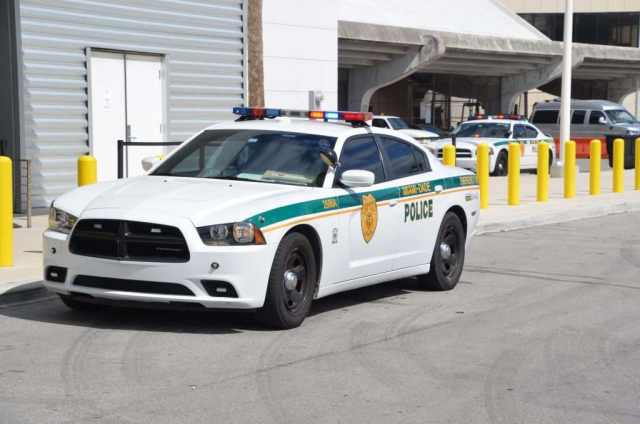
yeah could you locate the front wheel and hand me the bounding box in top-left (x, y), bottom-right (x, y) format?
top-left (491, 151), bottom-right (508, 176)
top-left (418, 212), bottom-right (466, 291)
top-left (256, 233), bottom-right (317, 329)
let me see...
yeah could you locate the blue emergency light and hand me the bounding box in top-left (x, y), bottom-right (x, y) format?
top-left (233, 107), bottom-right (373, 122)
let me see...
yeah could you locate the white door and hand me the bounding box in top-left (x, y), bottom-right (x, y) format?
top-left (90, 52), bottom-right (126, 182)
top-left (89, 52), bottom-right (164, 181)
top-left (334, 136), bottom-right (399, 282)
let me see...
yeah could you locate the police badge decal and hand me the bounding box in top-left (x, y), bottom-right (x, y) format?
top-left (361, 194), bottom-right (378, 243)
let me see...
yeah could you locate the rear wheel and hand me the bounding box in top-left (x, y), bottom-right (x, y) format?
top-left (492, 151), bottom-right (508, 176)
top-left (418, 212), bottom-right (465, 291)
top-left (256, 233), bottom-right (316, 329)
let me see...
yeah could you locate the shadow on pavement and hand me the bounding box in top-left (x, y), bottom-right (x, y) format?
top-left (0, 277), bottom-right (420, 335)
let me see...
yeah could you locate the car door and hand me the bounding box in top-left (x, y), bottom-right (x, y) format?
top-left (587, 110), bottom-right (608, 135)
top-left (377, 136), bottom-right (439, 270)
top-left (513, 124), bottom-right (533, 167)
top-left (334, 136), bottom-right (400, 281)
top-left (524, 125), bottom-right (541, 167)
top-left (570, 110), bottom-right (588, 137)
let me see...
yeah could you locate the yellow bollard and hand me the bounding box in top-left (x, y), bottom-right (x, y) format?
top-left (613, 138), bottom-right (624, 193)
top-left (537, 142), bottom-right (549, 202)
top-left (477, 143), bottom-right (489, 210)
top-left (0, 156), bottom-right (13, 267)
top-left (590, 140), bottom-right (601, 196)
top-left (564, 140), bottom-right (576, 198)
top-left (77, 155), bottom-right (97, 187)
top-left (635, 138), bottom-right (640, 191)
top-left (508, 142), bottom-right (520, 206)
top-left (443, 145), bottom-right (456, 167)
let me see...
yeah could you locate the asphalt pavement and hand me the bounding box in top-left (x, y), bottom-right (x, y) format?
top-left (1, 212), bottom-right (640, 424)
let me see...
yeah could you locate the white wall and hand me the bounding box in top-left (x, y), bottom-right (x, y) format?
top-left (502, 0), bottom-right (640, 13)
top-left (262, 0), bottom-right (338, 110)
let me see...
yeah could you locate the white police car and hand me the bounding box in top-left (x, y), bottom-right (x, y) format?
top-left (43, 108), bottom-right (479, 329)
top-left (426, 115), bottom-right (556, 176)
top-left (369, 115), bottom-right (440, 143)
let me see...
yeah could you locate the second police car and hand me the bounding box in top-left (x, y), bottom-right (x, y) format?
top-left (43, 108), bottom-right (480, 329)
top-left (427, 115), bottom-right (556, 176)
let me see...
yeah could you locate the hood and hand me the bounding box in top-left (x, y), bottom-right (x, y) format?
top-left (398, 129), bottom-right (439, 139)
top-left (54, 176), bottom-right (307, 227)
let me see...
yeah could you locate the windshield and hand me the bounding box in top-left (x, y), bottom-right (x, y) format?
top-left (605, 109), bottom-right (637, 124)
top-left (452, 122), bottom-right (511, 138)
top-left (388, 118), bottom-right (409, 130)
top-left (152, 130), bottom-right (337, 187)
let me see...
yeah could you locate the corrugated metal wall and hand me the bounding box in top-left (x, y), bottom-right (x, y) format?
top-left (19, 0), bottom-right (245, 207)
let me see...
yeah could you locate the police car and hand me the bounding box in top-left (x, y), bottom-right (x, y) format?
top-left (426, 115), bottom-right (556, 176)
top-left (369, 115), bottom-right (440, 143)
top-left (43, 108), bottom-right (480, 329)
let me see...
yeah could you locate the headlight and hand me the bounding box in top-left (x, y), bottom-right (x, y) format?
top-left (627, 129), bottom-right (640, 135)
top-left (198, 222), bottom-right (266, 246)
top-left (48, 205), bottom-right (78, 234)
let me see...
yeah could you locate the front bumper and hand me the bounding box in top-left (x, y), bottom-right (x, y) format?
top-left (42, 212), bottom-right (278, 310)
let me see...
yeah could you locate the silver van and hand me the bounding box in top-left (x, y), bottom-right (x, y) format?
top-left (530, 99), bottom-right (640, 138)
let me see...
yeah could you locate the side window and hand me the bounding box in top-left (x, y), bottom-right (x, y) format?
top-left (571, 110), bottom-right (586, 124)
top-left (412, 146), bottom-right (432, 172)
top-left (379, 137), bottom-right (420, 180)
top-left (335, 137), bottom-right (385, 186)
top-left (372, 119), bottom-right (389, 129)
top-left (589, 110), bottom-right (606, 125)
top-left (531, 110), bottom-right (559, 124)
top-left (513, 124), bottom-right (526, 138)
top-left (525, 126), bottom-right (538, 139)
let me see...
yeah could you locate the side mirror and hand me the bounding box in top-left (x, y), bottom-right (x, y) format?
top-left (598, 116), bottom-right (607, 125)
top-left (340, 170), bottom-right (375, 188)
top-left (142, 156), bottom-right (161, 172)
top-left (320, 148), bottom-right (339, 168)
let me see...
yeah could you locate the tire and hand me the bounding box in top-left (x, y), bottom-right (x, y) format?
top-left (59, 295), bottom-right (106, 311)
top-left (418, 212), bottom-right (466, 291)
top-left (492, 151), bottom-right (508, 176)
top-left (256, 233), bottom-right (317, 329)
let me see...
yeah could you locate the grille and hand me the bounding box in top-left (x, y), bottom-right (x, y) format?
top-left (69, 220), bottom-right (190, 263)
top-left (437, 149), bottom-right (472, 158)
top-left (73, 275), bottom-right (195, 296)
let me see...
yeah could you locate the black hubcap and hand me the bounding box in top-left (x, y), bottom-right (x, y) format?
top-left (283, 249), bottom-right (308, 313)
top-left (440, 226), bottom-right (460, 278)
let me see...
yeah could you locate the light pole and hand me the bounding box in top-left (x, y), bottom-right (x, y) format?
top-left (556, 0), bottom-right (574, 172)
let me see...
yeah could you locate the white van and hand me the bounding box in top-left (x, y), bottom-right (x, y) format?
top-left (530, 99), bottom-right (640, 138)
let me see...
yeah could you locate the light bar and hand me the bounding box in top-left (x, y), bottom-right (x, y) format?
top-left (309, 110), bottom-right (374, 121)
top-left (471, 114), bottom-right (526, 121)
top-left (233, 107), bottom-right (373, 122)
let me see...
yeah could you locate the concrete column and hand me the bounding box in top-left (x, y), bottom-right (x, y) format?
top-left (247, 0), bottom-right (264, 108)
top-left (607, 78), bottom-right (639, 105)
top-left (500, 52), bottom-right (584, 114)
top-left (348, 36), bottom-right (445, 112)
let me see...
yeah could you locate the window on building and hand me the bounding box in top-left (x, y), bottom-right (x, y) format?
top-left (532, 110), bottom-right (559, 124)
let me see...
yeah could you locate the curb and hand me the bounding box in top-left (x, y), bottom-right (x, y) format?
top-left (477, 199), bottom-right (640, 235)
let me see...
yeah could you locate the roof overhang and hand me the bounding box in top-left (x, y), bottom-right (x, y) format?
top-left (339, 21), bottom-right (640, 82)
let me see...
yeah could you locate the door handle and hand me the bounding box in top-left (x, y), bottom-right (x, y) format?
top-left (435, 185), bottom-right (444, 194)
top-left (389, 199), bottom-right (398, 207)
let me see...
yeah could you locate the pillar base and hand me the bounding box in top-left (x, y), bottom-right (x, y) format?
top-left (550, 165), bottom-right (580, 178)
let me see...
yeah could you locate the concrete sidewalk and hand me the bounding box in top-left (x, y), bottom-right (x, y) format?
top-left (1, 168), bottom-right (639, 298)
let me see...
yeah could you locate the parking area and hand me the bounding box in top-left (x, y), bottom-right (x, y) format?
top-left (2, 212), bottom-right (639, 424)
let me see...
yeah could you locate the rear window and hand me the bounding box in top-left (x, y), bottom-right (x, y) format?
top-left (532, 110), bottom-right (559, 124)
